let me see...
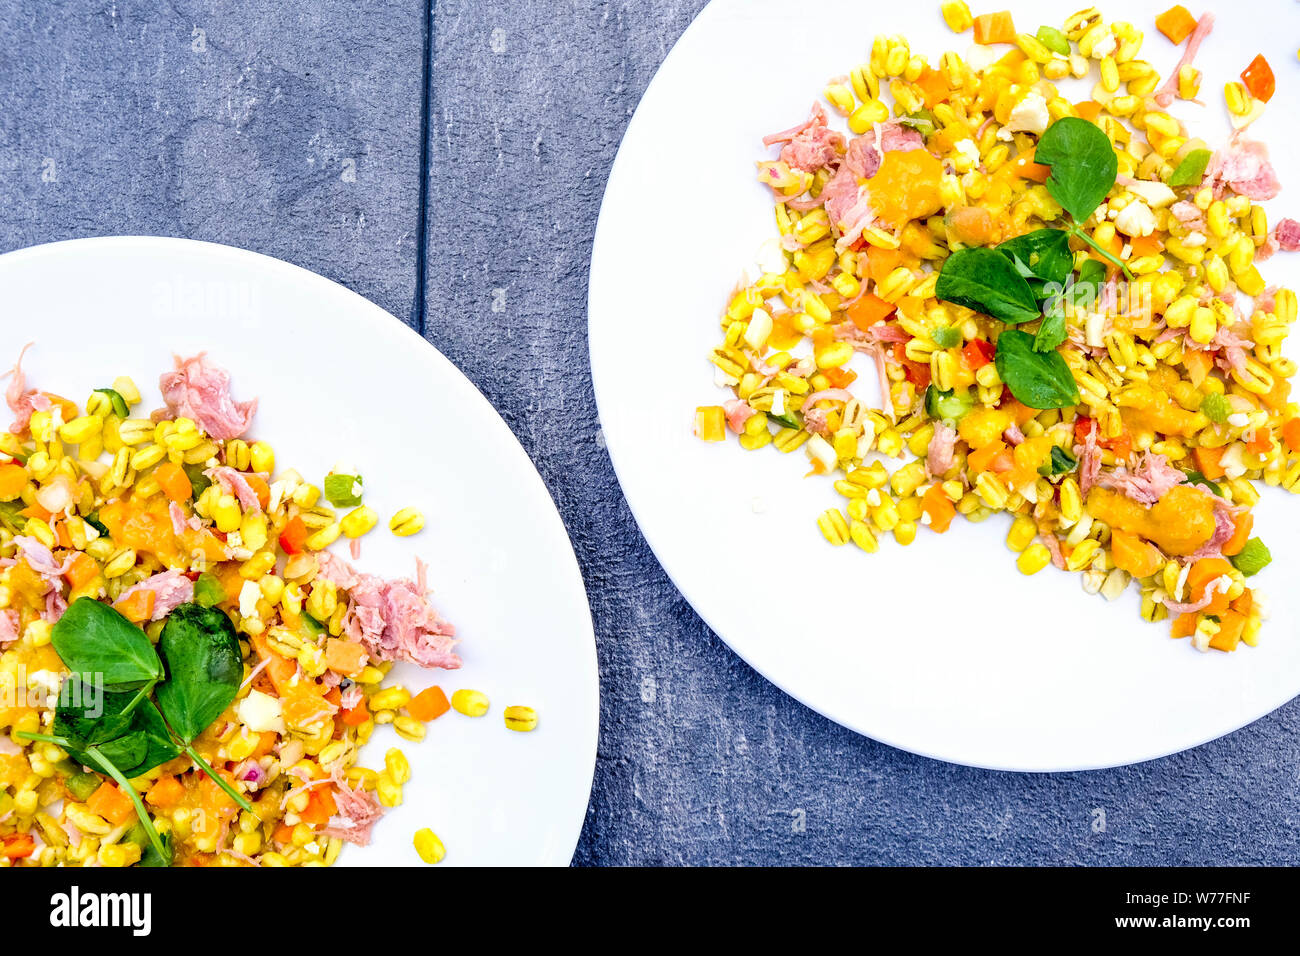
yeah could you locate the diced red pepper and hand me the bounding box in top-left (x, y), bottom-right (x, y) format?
top-left (962, 339), bottom-right (995, 369)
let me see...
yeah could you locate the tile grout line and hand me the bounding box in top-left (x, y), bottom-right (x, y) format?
top-left (410, 0), bottom-right (434, 335)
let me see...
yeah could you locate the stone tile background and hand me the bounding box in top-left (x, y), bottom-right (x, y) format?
top-left (3, 0), bottom-right (1297, 864)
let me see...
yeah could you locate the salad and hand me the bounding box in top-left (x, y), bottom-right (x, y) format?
top-left (698, 4), bottom-right (1297, 652)
top-left (0, 349), bottom-right (499, 867)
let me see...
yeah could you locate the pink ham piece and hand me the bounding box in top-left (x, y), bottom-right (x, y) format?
top-left (1203, 138), bottom-right (1281, 201)
top-left (1096, 452), bottom-right (1185, 506)
top-left (1003, 423), bottom-right (1025, 446)
top-left (1075, 421), bottom-right (1101, 497)
top-left (927, 421), bottom-right (957, 476)
top-left (322, 764), bottom-right (386, 847)
top-left (315, 553), bottom-right (459, 669)
top-left (2, 343), bottom-right (51, 435)
top-left (205, 466), bottom-right (267, 513)
top-left (158, 353), bottom-right (257, 440)
top-left (724, 399), bottom-right (756, 434)
top-left (0, 610), bottom-right (18, 647)
top-left (113, 569), bottom-right (195, 622)
top-left (1039, 532), bottom-right (1066, 570)
top-left (1154, 13), bottom-right (1214, 108)
top-left (763, 104), bottom-right (844, 173)
top-left (878, 120), bottom-right (924, 153)
top-left (1274, 218), bottom-right (1300, 252)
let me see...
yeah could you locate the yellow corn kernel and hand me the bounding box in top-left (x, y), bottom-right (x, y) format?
top-left (1067, 538), bottom-right (1102, 572)
top-left (210, 493), bottom-right (241, 533)
top-left (848, 519), bottom-right (878, 553)
top-left (249, 441), bottom-right (275, 474)
top-left (504, 705), bottom-right (539, 732)
top-left (340, 505), bottom-right (379, 538)
top-left (695, 406), bottom-right (727, 442)
top-left (1188, 306), bottom-right (1216, 346)
top-left (817, 508), bottom-right (850, 545)
top-left (973, 472), bottom-right (1009, 510)
top-left (389, 507), bottom-right (425, 537)
top-left (941, 0), bottom-right (972, 32)
top-left (893, 520), bottom-right (917, 547)
top-left (304, 522), bottom-right (341, 551)
top-left (413, 828), bottom-right (446, 865)
top-left (58, 415), bottom-right (102, 445)
top-left (102, 547), bottom-right (137, 579)
top-left (451, 688), bottom-right (489, 717)
top-left (1016, 542), bottom-right (1053, 576)
top-left (1006, 515), bottom-right (1038, 552)
top-left (1224, 81), bottom-right (1250, 117)
top-left (376, 772), bottom-right (403, 808)
top-left (1177, 64), bottom-right (1201, 101)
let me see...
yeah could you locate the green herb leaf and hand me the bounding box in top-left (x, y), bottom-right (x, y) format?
top-left (155, 603), bottom-right (244, 744)
top-left (1200, 392), bottom-right (1230, 423)
top-left (994, 329), bottom-right (1081, 409)
top-left (54, 681), bottom-right (180, 779)
top-left (323, 472), bottom-right (364, 507)
top-left (53, 678), bottom-right (140, 748)
top-left (935, 247), bottom-right (1042, 324)
top-left (1230, 538), bottom-right (1272, 577)
top-left (1168, 148), bottom-right (1212, 188)
top-left (1182, 470), bottom-right (1223, 495)
top-left (81, 512), bottom-right (109, 536)
top-left (125, 823), bottom-right (174, 868)
top-left (52, 597), bottom-right (164, 691)
top-left (1035, 117), bottom-right (1119, 224)
top-left (94, 388), bottom-right (130, 419)
top-left (83, 744), bottom-right (170, 866)
top-left (1038, 445), bottom-right (1079, 477)
top-left (1035, 25), bottom-right (1071, 55)
top-left (768, 412), bottom-right (800, 431)
top-left (1077, 258), bottom-right (1106, 288)
top-left (1033, 300), bottom-right (1068, 353)
top-left (998, 228), bottom-right (1074, 293)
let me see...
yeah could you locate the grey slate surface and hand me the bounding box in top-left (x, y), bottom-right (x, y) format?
top-left (3, 0), bottom-right (1299, 865)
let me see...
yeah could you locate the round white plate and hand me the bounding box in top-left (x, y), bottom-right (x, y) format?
top-left (590, 0), bottom-right (1300, 770)
top-left (0, 236), bottom-right (598, 864)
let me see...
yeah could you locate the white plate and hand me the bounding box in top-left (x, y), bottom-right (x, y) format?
top-left (590, 0), bottom-right (1300, 770)
top-left (0, 237), bottom-right (598, 864)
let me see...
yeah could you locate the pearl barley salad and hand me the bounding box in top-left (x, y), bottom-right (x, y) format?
top-left (0, 349), bottom-right (520, 868)
top-left (697, 5), bottom-right (1300, 653)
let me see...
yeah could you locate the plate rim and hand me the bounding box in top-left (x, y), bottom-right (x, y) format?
top-left (0, 234), bottom-right (601, 862)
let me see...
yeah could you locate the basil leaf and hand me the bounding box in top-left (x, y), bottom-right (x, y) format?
top-left (53, 678), bottom-right (140, 748)
top-left (1034, 300), bottom-right (1068, 353)
top-left (155, 603), bottom-right (243, 744)
top-left (997, 228), bottom-right (1073, 290)
top-left (1077, 258), bottom-right (1106, 288)
top-left (936, 247), bottom-right (1041, 324)
top-left (994, 330), bottom-right (1081, 409)
top-left (52, 597), bottom-right (164, 691)
top-left (1038, 445), bottom-right (1079, 477)
top-left (183, 463), bottom-right (211, 497)
top-left (1168, 148), bottom-right (1212, 188)
top-left (1035, 117), bottom-right (1118, 224)
top-left (93, 388), bottom-right (130, 419)
top-left (111, 702), bottom-right (182, 778)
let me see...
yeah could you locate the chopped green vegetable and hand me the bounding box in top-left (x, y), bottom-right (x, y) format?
top-left (193, 571), bottom-right (227, 608)
top-left (1200, 392), bottom-right (1230, 423)
top-left (323, 472), bottom-right (364, 507)
top-left (768, 412), bottom-right (800, 431)
top-left (1038, 445), bottom-right (1079, 477)
top-left (1035, 25), bottom-right (1071, 55)
top-left (923, 385), bottom-right (975, 423)
top-left (82, 511), bottom-right (109, 536)
top-left (0, 500), bottom-right (28, 533)
top-left (1230, 538), bottom-right (1272, 577)
top-left (897, 109), bottom-right (937, 138)
top-left (1182, 470), bottom-right (1223, 495)
top-left (64, 770), bottom-right (102, 802)
top-left (1168, 148), bottom-right (1212, 188)
top-left (931, 325), bottom-right (962, 349)
top-left (184, 463), bottom-right (212, 497)
top-left (94, 387), bottom-right (130, 419)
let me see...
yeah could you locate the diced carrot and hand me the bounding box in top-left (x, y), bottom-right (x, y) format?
top-left (972, 10), bottom-right (1016, 45)
top-left (340, 698), bottom-right (370, 727)
top-left (1110, 529), bottom-right (1164, 579)
top-left (282, 688), bottom-right (334, 728)
top-left (1192, 444), bottom-right (1226, 480)
top-left (920, 483), bottom-right (956, 533)
top-left (1209, 611), bottom-right (1246, 652)
top-left (1221, 511), bottom-right (1253, 557)
top-left (1188, 557), bottom-right (1234, 616)
top-left (87, 781), bottom-right (137, 825)
top-left (1245, 427), bottom-right (1273, 455)
top-left (821, 367), bottom-right (858, 389)
top-left (146, 774), bottom-right (185, 809)
top-left (1170, 612), bottom-right (1198, 639)
top-left (1001, 399), bottom-right (1037, 425)
top-left (324, 638), bottom-right (367, 678)
top-left (63, 551), bottom-right (101, 592)
top-left (251, 731), bottom-right (278, 759)
top-left (1073, 100), bottom-right (1103, 122)
top-left (0, 463), bottom-right (27, 502)
top-left (1183, 349), bottom-right (1212, 388)
top-left (1241, 54), bottom-right (1275, 103)
top-left (1230, 588), bottom-right (1253, 616)
top-left (865, 244), bottom-right (904, 284)
top-left (1009, 147), bottom-right (1050, 183)
top-left (846, 292), bottom-right (896, 331)
top-left (1155, 5), bottom-right (1197, 45)
top-left (1283, 418), bottom-right (1300, 451)
top-left (948, 205), bottom-right (995, 245)
top-left (1, 833), bottom-right (36, 860)
top-left (245, 474), bottom-right (271, 510)
top-left (967, 440), bottom-right (1008, 474)
top-left (250, 631), bottom-right (298, 697)
top-left (915, 65), bottom-right (951, 107)
top-left (1259, 374), bottom-right (1291, 411)
top-left (299, 786), bottom-right (338, 826)
top-left (407, 686), bottom-right (451, 722)
top-left (1129, 232), bottom-right (1164, 258)
top-left (279, 514), bottom-right (308, 555)
top-left (113, 587), bottom-right (156, 625)
top-left (19, 502), bottom-right (52, 522)
top-left (154, 461), bottom-right (193, 503)
top-left (273, 822), bottom-right (296, 845)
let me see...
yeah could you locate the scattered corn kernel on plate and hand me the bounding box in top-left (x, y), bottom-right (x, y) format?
top-left (0, 236), bottom-right (598, 865)
top-left (590, 0), bottom-right (1300, 770)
